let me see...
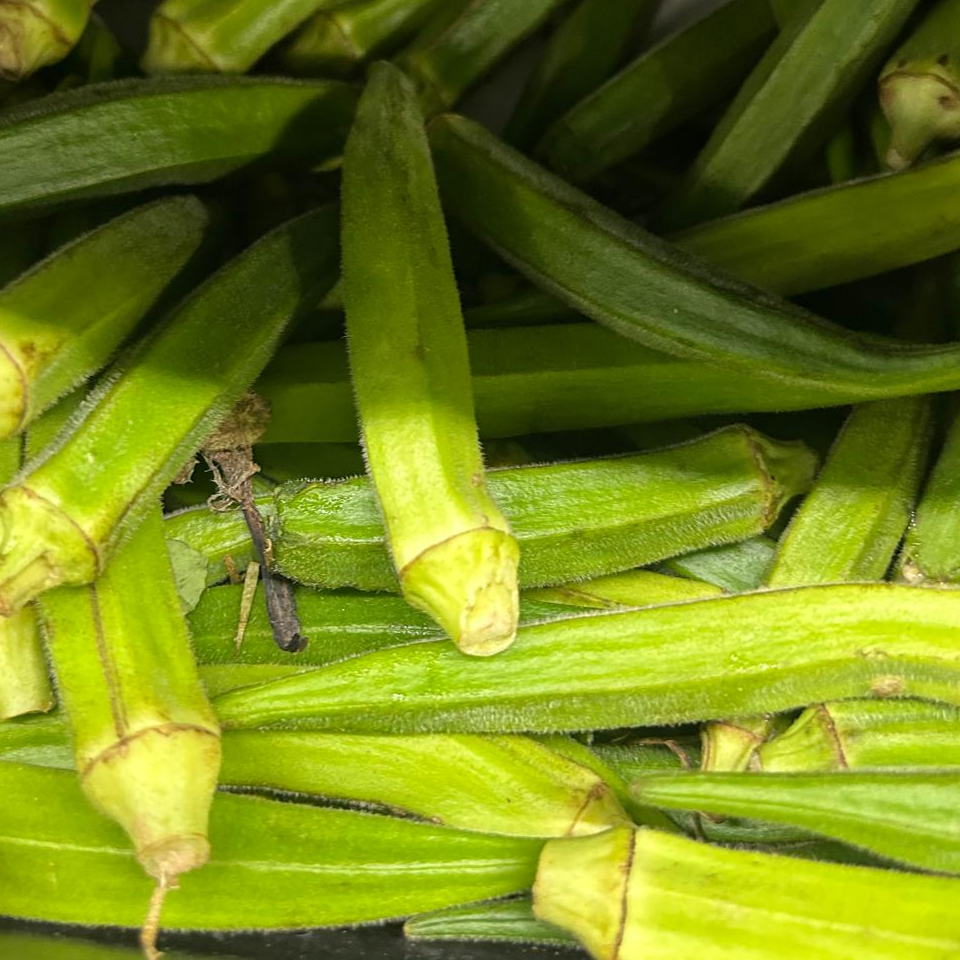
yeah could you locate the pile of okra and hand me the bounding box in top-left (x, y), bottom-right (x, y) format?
top-left (7, 0), bottom-right (960, 957)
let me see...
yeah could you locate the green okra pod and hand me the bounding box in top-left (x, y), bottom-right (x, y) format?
top-left (0, 205), bottom-right (339, 614)
top-left (0, 761), bottom-right (541, 929)
top-left (0, 77), bottom-right (357, 217)
top-left (537, 0), bottom-right (777, 182)
top-left (396, 0), bottom-right (567, 114)
top-left (660, 536), bottom-right (776, 591)
top-left (900, 402), bottom-right (960, 584)
top-left (533, 826), bottom-right (960, 960)
top-left (525, 569), bottom-right (722, 610)
top-left (505, 0), bottom-right (658, 150)
top-left (0, 197), bottom-right (208, 439)
top-left (634, 769), bottom-right (960, 874)
top-left (405, 898), bottom-right (576, 946)
top-left (343, 61), bottom-right (518, 655)
top-left (430, 113), bottom-right (960, 403)
top-left (0, 0), bottom-right (95, 79)
top-left (879, 0), bottom-right (960, 169)
top-left (659, 0), bottom-right (920, 229)
top-left (168, 425), bottom-right (814, 592)
top-left (142, 0), bottom-right (338, 75)
top-left (40, 507), bottom-right (221, 887)
top-left (282, 0), bottom-right (444, 76)
top-left (213, 583), bottom-right (960, 733)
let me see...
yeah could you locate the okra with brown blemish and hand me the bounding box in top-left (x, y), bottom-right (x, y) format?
top-left (0, 196), bottom-right (209, 439)
top-left (0, 205), bottom-right (340, 615)
top-left (166, 425), bottom-right (815, 593)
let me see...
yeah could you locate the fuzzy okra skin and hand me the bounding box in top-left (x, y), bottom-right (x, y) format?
top-left (430, 113), bottom-right (960, 401)
top-left (39, 507), bottom-right (220, 884)
top-left (0, 77), bottom-right (357, 217)
top-left (0, 761), bottom-right (541, 929)
top-left (661, 536), bottom-right (776, 591)
top-left (0, 0), bottom-right (95, 79)
top-left (283, 0), bottom-right (443, 76)
top-left (396, 0), bottom-right (566, 114)
top-left (213, 583), bottom-right (960, 733)
top-left (659, 0), bottom-right (921, 229)
top-left (342, 62), bottom-right (519, 655)
top-left (142, 0), bottom-right (339, 74)
top-left (537, 0), bottom-right (777, 182)
top-left (0, 197), bottom-right (208, 439)
top-left (168, 425), bottom-right (814, 592)
top-left (405, 899), bottom-right (576, 945)
top-left (525, 570), bottom-right (722, 610)
top-left (533, 826), bottom-right (960, 960)
top-left (0, 205), bottom-right (339, 615)
top-left (505, 0), bottom-right (658, 150)
top-left (634, 769), bottom-right (960, 874)
top-left (879, 0), bottom-right (960, 169)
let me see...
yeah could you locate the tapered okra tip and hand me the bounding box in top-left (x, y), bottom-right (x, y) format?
top-left (0, 3), bottom-right (72, 80)
top-left (880, 72), bottom-right (960, 170)
top-left (402, 527), bottom-right (520, 657)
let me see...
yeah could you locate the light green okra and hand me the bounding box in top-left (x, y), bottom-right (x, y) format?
top-left (0, 196), bottom-right (208, 439)
top-left (0, 206), bottom-right (340, 615)
top-left (879, 0), bottom-right (960, 169)
top-left (634, 769), bottom-right (960, 875)
top-left (525, 569), bottom-right (722, 610)
top-left (505, 0), bottom-right (658, 150)
top-left (405, 898), bottom-right (576, 946)
top-left (396, 0), bottom-right (568, 114)
top-left (534, 826), bottom-right (960, 960)
top-left (431, 113), bottom-right (960, 404)
top-left (659, 0), bottom-right (921, 229)
top-left (758, 699), bottom-right (960, 771)
top-left (166, 425), bottom-right (814, 592)
top-left (0, 761), bottom-right (541, 929)
top-left (142, 0), bottom-right (339, 74)
top-left (212, 583), bottom-right (960, 733)
top-left (0, 0), bottom-right (96, 80)
top-left (0, 77), bottom-right (358, 217)
top-left (343, 61), bottom-right (519, 656)
top-left (536, 0), bottom-right (777, 183)
top-left (283, 0), bottom-right (444, 76)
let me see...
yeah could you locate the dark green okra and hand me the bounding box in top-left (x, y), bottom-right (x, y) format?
top-left (343, 61), bottom-right (519, 656)
top-left (0, 206), bottom-right (339, 614)
top-left (661, 536), bottom-right (776, 591)
top-left (536, 0), bottom-right (778, 183)
top-left (0, 0), bottom-right (95, 80)
top-left (634, 769), bottom-right (960, 874)
top-left (659, 0), bottom-right (921, 228)
top-left (0, 197), bottom-right (208, 438)
top-left (283, 0), bottom-right (444, 76)
top-left (430, 113), bottom-right (960, 403)
top-left (534, 826), bottom-right (960, 960)
top-left (0, 77), bottom-right (357, 217)
top-left (0, 761), bottom-right (541, 929)
top-left (505, 0), bottom-right (658, 150)
top-left (405, 899), bottom-right (576, 946)
top-left (212, 583), bottom-right (960, 733)
top-left (396, 0), bottom-right (567, 114)
top-left (166, 425), bottom-right (815, 592)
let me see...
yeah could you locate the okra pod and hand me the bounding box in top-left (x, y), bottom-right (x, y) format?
top-left (634, 769), bottom-right (960, 874)
top-left (0, 196), bottom-right (208, 438)
top-left (343, 62), bottom-right (518, 655)
top-left (213, 583), bottom-right (960, 733)
top-left (660, 536), bottom-right (776, 591)
top-left (534, 826), bottom-right (960, 960)
top-left (396, 0), bottom-right (567, 114)
top-left (536, 0), bottom-right (777, 183)
top-left (900, 402), bottom-right (960, 584)
top-left (0, 205), bottom-right (339, 614)
top-left (0, 77), bottom-right (357, 217)
top-left (142, 0), bottom-right (338, 75)
top-left (169, 426), bottom-right (814, 592)
top-left (659, 0), bottom-right (920, 228)
top-left (0, 0), bottom-right (95, 80)
top-left (526, 569), bottom-right (722, 610)
top-left (282, 0), bottom-right (443, 76)
top-left (0, 761), bottom-right (541, 928)
top-left (879, 0), bottom-right (960, 169)
top-left (505, 0), bottom-right (658, 150)
top-left (39, 507), bottom-right (221, 886)
top-left (405, 899), bottom-right (576, 946)
top-left (430, 114), bottom-right (960, 402)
